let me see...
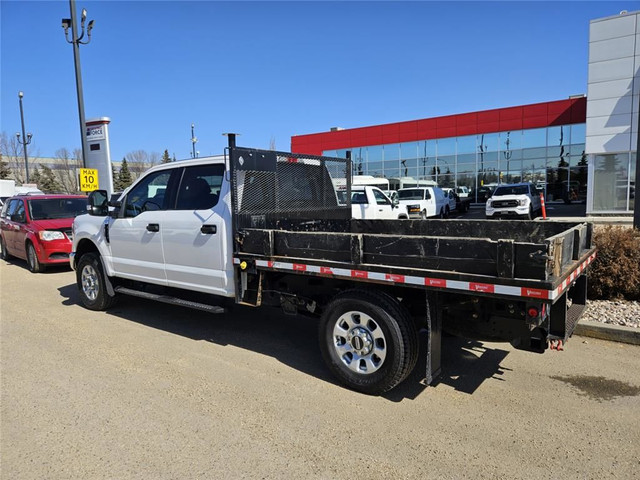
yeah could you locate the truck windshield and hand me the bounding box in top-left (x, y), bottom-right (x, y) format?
top-left (28, 198), bottom-right (87, 220)
top-left (494, 185), bottom-right (529, 196)
top-left (398, 189), bottom-right (424, 200)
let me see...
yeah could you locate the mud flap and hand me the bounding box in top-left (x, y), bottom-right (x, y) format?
top-left (549, 274), bottom-right (587, 344)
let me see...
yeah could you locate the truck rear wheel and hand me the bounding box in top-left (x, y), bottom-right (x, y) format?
top-left (76, 252), bottom-right (116, 311)
top-left (319, 290), bottom-right (418, 395)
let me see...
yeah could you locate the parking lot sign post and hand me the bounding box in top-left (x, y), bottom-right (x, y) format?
top-left (79, 168), bottom-right (99, 192)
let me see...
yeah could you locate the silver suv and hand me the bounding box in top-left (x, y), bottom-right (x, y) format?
top-left (485, 182), bottom-right (542, 220)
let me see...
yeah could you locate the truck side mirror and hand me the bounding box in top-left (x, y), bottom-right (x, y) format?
top-left (392, 198), bottom-right (399, 207)
top-left (87, 190), bottom-right (109, 216)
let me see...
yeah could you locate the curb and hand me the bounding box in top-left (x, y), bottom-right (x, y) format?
top-left (573, 320), bottom-right (640, 346)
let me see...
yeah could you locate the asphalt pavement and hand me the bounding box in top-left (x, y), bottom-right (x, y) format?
top-left (1, 260), bottom-right (639, 479)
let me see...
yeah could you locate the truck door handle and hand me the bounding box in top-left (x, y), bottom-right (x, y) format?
top-left (146, 223), bottom-right (159, 232)
top-left (201, 224), bottom-right (217, 234)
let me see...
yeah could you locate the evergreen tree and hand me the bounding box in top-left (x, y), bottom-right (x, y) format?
top-left (39, 165), bottom-right (63, 193)
top-left (117, 158), bottom-right (133, 190)
top-left (30, 166), bottom-right (43, 186)
top-left (161, 149), bottom-right (172, 163)
top-left (0, 153), bottom-right (11, 179)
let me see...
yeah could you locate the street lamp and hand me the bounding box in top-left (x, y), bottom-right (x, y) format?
top-left (191, 123), bottom-right (198, 158)
top-left (16, 92), bottom-right (33, 184)
top-left (62, 0), bottom-right (94, 169)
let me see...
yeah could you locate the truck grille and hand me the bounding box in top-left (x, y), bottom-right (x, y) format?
top-left (493, 200), bottom-right (519, 208)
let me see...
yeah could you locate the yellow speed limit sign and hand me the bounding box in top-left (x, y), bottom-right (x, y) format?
top-left (79, 168), bottom-right (99, 192)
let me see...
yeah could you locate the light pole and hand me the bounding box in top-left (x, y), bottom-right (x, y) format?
top-left (16, 91), bottom-right (33, 184)
top-left (62, 0), bottom-right (94, 169)
top-left (191, 123), bottom-right (198, 158)
top-left (503, 131), bottom-right (512, 184)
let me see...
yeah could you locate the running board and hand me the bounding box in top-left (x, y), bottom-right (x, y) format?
top-left (114, 286), bottom-right (226, 314)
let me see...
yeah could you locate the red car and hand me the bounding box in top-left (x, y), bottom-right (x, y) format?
top-left (0, 194), bottom-right (87, 272)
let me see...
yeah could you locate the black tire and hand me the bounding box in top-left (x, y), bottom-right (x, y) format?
top-left (527, 205), bottom-right (534, 220)
top-left (318, 290), bottom-right (419, 395)
top-left (0, 236), bottom-right (11, 260)
top-left (76, 252), bottom-right (116, 311)
top-left (444, 206), bottom-right (450, 218)
top-left (26, 242), bottom-right (44, 273)
top-left (438, 208), bottom-right (445, 219)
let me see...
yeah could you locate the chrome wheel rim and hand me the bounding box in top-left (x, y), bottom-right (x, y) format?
top-left (332, 311), bottom-right (387, 374)
top-left (81, 264), bottom-right (99, 301)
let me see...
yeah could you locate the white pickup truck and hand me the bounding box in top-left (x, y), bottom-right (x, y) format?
top-left (69, 140), bottom-right (595, 395)
top-left (346, 186), bottom-right (408, 220)
top-left (397, 186), bottom-right (449, 219)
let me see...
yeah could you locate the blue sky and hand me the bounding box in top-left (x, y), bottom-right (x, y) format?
top-left (0, 1), bottom-right (635, 162)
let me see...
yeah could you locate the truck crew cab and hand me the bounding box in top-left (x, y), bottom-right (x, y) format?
top-left (71, 139), bottom-right (595, 395)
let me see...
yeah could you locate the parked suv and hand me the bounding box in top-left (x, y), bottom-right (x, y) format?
top-left (485, 182), bottom-right (542, 220)
top-left (0, 194), bottom-right (87, 272)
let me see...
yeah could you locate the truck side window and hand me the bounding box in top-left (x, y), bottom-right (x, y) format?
top-left (124, 170), bottom-right (174, 218)
top-left (176, 164), bottom-right (224, 211)
top-left (373, 189), bottom-right (390, 205)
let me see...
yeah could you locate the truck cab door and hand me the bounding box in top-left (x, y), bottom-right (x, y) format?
top-left (372, 188), bottom-right (395, 219)
top-left (108, 169), bottom-right (177, 285)
top-left (161, 164), bottom-right (233, 297)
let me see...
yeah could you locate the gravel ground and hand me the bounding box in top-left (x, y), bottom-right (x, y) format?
top-left (582, 299), bottom-right (640, 328)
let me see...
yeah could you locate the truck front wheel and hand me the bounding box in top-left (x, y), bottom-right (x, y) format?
top-left (76, 252), bottom-right (116, 311)
top-left (319, 290), bottom-right (418, 395)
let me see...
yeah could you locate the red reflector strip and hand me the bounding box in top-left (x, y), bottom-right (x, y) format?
top-left (238, 258), bottom-right (578, 301)
top-left (522, 288), bottom-right (549, 299)
top-left (385, 273), bottom-right (405, 283)
top-left (351, 270), bottom-right (368, 279)
top-left (470, 282), bottom-right (495, 293)
top-left (424, 278), bottom-right (446, 288)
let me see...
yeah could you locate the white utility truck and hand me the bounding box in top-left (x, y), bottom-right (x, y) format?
top-left (70, 139), bottom-right (595, 395)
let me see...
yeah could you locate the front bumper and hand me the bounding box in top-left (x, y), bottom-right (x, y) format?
top-left (486, 206), bottom-right (529, 219)
top-left (36, 239), bottom-right (74, 266)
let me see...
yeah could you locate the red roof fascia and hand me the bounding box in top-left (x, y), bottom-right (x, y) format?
top-left (291, 97), bottom-right (586, 155)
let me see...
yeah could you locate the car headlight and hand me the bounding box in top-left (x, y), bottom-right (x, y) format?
top-left (519, 198), bottom-right (528, 206)
top-left (486, 200), bottom-right (492, 208)
top-left (39, 231), bottom-right (65, 241)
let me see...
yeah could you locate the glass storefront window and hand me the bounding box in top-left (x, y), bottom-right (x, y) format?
top-left (478, 133), bottom-right (499, 152)
top-left (384, 144), bottom-right (400, 161)
top-left (457, 153), bottom-right (476, 164)
top-left (437, 156), bottom-right (455, 175)
top-left (571, 124), bottom-right (586, 143)
top-left (522, 128), bottom-right (547, 148)
top-left (367, 162), bottom-right (383, 176)
top-left (630, 153), bottom-right (636, 212)
top-left (457, 135), bottom-right (477, 153)
top-left (368, 146), bottom-right (383, 162)
top-left (500, 130), bottom-right (522, 152)
top-left (420, 140), bottom-right (436, 159)
top-left (547, 126), bottom-right (570, 147)
top-left (522, 147), bottom-right (547, 159)
top-left (593, 153), bottom-right (630, 211)
top-left (438, 174), bottom-right (455, 188)
top-left (400, 142), bottom-right (418, 160)
top-left (437, 137), bottom-right (456, 156)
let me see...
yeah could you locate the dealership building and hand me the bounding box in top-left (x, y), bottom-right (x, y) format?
top-left (291, 11), bottom-right (639, 215)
